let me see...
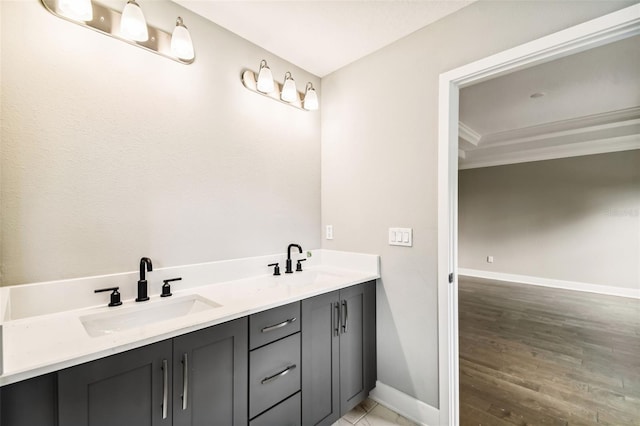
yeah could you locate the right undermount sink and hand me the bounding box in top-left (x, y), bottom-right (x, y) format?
top-left (80, 294), bottom-right (222, 337)
top-left (284, 270), bottom-right (344, 287)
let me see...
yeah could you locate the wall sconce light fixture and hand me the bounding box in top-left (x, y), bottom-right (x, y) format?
top-left (120, 0), bottom-right (148, 42)
top-left (256, 60), bottom-right (275, 94)
top-left (303, 83), bottom-right (319, 111)
top-left (171, 17), bottom-right (195, 61)
top-left (281, 72), bottom-right (298, 103)
top-left (57, 0), bottom-right (93, 22)
top-left (41, 0), bottom-right (196, 65)
top-left (241, 60), bottom-right (318, 111)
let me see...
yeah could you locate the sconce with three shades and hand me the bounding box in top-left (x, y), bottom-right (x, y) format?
top-left (241, 60), bottom-right (319, 111)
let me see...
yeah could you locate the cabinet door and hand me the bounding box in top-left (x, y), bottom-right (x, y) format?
top-left (301, 290), bottom-right (340, 426)
top-left (58, 340), bottom-right (173, 426)
top-left (1, 373), bottom-right (57, 426)
top-left (173, 318), bottom-right (248, 426)
top-left (338, 281), bottom-right (376, 414)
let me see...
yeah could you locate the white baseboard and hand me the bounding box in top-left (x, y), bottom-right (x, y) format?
top-left (458, 268), bottom-right (640, 299)
top-left (369, 381), bottom-right (440, 426)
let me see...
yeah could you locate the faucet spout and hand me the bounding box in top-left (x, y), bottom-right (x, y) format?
top-left (136, 257), bottom-right (153, 302)
top-left (285, 244), bottom-right (302, 274)
top-left (139, 257), bottom-right (153, 281)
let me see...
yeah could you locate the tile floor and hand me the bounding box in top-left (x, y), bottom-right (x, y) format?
top-left (331, 398), bottom-right (418, 426)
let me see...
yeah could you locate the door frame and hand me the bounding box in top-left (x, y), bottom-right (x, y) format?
top-left (436, 5), bottom-right (640, 425)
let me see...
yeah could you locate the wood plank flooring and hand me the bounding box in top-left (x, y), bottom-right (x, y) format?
top-left (459, 277), bottom-right (640, 426)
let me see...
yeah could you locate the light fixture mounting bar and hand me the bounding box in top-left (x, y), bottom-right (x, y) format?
top-left (40, 0), bottom-right (194, 65)
top-left (241, 70), bottom-right (307, 111)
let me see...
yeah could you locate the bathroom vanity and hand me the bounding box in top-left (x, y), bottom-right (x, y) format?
top-left (0, 250), bottom-right (379, 426)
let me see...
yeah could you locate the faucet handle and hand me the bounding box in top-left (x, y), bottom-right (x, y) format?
top-left (296, 258), bottom-right (307, 272)
top-left (268, 263), bottom-right (281, 276)
top-left (95, 287), bottom-right (123, 307)
top-left (161, 277), bottom-right (182, 298)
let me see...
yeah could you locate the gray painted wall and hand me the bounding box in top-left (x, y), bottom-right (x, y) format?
top-left (1, 1), bottom-right (321, 285)
top-left (320, 0), bottom-right (635, 409)
top-left (459, 151), bottom-right (640, 289)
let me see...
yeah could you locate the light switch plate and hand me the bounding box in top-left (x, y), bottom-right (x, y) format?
top-left (389, 228), bottom-right (412, 247)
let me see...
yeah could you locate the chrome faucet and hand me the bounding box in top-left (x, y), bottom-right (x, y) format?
top-left (136, 257), bottom-right (153, 302)
top-left (285, 244), bottom-right (302, 274)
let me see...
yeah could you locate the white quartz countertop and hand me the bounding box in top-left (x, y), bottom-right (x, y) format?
top-left (0, 250), bottom-right (379, 387)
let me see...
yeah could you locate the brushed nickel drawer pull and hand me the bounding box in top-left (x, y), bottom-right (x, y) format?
top-left (162, 359), bottom-right (168, 419)
top-left (341, 300), bottom-right (348, 333)
top-left (261, 364), bottom-right (297, 385)
top-left (261, 317), bottom-right (297, 333)
top-left (182, 353), bottom-right (189, 410)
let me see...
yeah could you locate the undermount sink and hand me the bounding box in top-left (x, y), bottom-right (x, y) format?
top-left (80, 295), bottom-right (222, 337)
top-left (284, 270), bottom-right (343, 286)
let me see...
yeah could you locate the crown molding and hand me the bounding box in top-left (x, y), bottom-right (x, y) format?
top-left (458, 121), bottom-right (481, 146)
top-left (459, 107), bottom-right (640, 168)
top-left (479, 106), bottom-right (640, 147)
top-left (459, 134), bottom-right (640, 169)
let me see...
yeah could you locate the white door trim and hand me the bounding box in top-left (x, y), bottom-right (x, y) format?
top-left (436, 5), bottom-right (640, 425)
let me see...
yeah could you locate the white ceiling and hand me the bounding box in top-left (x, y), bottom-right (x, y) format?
top-left (173, 0), bottom-right (639, 168)
top-left (174, 0), bottom-right (475, 77)
top-left (458, 34), bottom-right (640, 169)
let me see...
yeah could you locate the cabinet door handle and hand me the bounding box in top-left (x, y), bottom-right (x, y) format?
top-left (341, 300), bottom-right (348, 333)
top-left (261, 317), bottom-right (297, 333)
top-left (261, 364), bottom-right (297, 385)
top-left (182, 353), bottom-right (189, 410)
top-left (334, 302), bottom-right (340, 336)
top-left (162, 359), bottom-right (168, 420)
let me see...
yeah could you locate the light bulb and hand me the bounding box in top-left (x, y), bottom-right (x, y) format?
top-left (57, 0), bottom-right (93, 21)
top-left (171, 17), bottom-right (195, 61)
top-left (303, 83), bottom-right (319, 111)
top-left (256, 60), bottom-right (275, 94)
top-left (281, 72), bottom-right (298, 103)
top-left (121, 0), bottom-right (148, 42)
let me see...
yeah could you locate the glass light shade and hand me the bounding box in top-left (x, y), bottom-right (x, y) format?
top-left (303, 83), bottom-right (319, 111)
top-left (256, 60), bottom-right (275, 94)
top-left (171, 18), bottom-right (195, 60)
top-left (281, 72), bottom-right (298, 103)
top-left (57, 0), bottom-right (93, 21)
top-left (121, 0), bottom-right (148, 42)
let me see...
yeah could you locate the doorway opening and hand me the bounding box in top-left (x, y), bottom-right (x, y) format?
top-left (437, 5), bottom-right (640, 425)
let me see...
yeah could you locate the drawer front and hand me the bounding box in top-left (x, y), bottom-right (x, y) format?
top-left (250, 301), bottom-right (300, 349)
top-left (250, 392), bottom-right (301, 426)
top-left (249, 333), bottom-right (301, 418)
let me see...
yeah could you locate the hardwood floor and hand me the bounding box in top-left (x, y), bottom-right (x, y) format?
top-left (459, 277), bottom-right (640, 426)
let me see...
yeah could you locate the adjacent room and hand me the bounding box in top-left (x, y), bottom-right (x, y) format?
top-left (457, 35), bottom-right (640, 425)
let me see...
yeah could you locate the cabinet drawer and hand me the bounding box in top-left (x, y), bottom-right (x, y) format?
top-left (250, 392), bottom-right (301, 426)
top-left (250, 301), bottom-right (300, 349)
top-left (249, 333), bottom-right (301, 418)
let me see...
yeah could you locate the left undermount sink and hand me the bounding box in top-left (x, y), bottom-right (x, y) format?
top-left (80, 295), bottom-right (222, 337)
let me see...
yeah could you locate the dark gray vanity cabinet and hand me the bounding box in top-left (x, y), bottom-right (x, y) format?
top-left (301, 281), bottom-right (376, 426)
top-left (1, 281), bottom-right (376, 426)
top-left (57, 318), bottom-right (248, 426)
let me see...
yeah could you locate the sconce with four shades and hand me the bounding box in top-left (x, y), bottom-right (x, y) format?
top-left (242, 60), bottom-right (319, 111)
top-left (42, 0), bottom-right (196, 63)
